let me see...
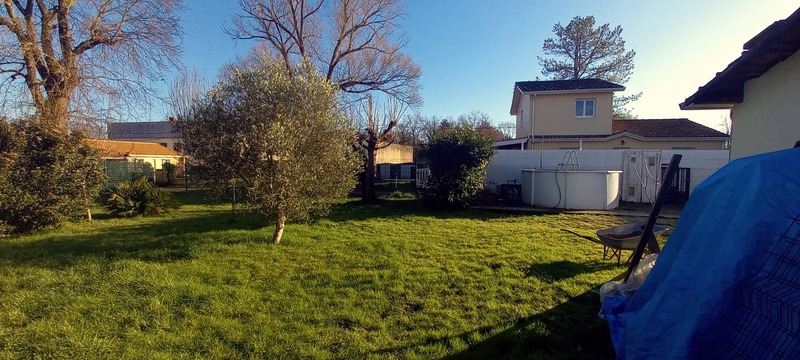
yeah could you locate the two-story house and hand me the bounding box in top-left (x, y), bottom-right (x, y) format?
top-left (495, 79), bottom-right (728, 150)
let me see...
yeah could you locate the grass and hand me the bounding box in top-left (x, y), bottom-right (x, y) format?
top-left (0, 192), bottom-right (652, 359)
top-left (374, 179), bottom-right (417, 195)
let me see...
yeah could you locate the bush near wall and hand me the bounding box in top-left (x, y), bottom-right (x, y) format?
top-left (0, 119), bottom-right (105, 234)
top-left (418, 125), bottom-right (495, 210)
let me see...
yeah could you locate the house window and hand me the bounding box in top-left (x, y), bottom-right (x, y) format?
top-left (159, 142), bottom-right (168, 147)
top-left (575, 99), bottom-right (595, 118)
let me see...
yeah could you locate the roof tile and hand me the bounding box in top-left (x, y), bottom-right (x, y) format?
top-left (612, 119), bottom-right (728, 138)
top-left (516, 79), bottom-right (625, 92)
top-left (87, 139), bottom-right (181, 157)
top-left (107, 121), bottom-right (179, 139)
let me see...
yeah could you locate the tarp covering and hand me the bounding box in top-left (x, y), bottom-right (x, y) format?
top-left (600, 148), bottom-right (800, 359)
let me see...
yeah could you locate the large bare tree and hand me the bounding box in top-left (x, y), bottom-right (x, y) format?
top-left (0, 0), bottom-right (184, 131)
top-left (353, 94), bottom-right (406, 201)
top-left (228, 0), bottom-right (421, 106)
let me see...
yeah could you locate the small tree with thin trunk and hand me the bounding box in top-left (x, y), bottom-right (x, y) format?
top-left (178, 59), bottom-right (360, 244)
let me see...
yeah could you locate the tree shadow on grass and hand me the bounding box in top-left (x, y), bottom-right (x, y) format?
top-left (372, 290), bottom-right (617, 360)
top-left (0, 211), bottom-right (270, 269)
top-left (524, 260), bottom-right (620, 283)
top-left (326, 198), bottom-right (535, 223)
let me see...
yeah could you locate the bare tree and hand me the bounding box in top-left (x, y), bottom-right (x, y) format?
top-left (497, 121), bottom-right (516, 139)
top-left (456, 111), bottom-right (504, 141)
top-left (169, 68), bottom-right (208, 121)
top-left (354, 94), bottom-right (406, 202)
top-left (719, 115), bottom-right (731, 150)
top-left (0, 0), bottom-right (184, 131)
top-left (228, 0), bottom-right (421, 106)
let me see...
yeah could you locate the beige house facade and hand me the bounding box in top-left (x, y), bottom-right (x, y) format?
top-left (681, 7), bottom-right (800, 159)
top-left (87, 139), bottom-right (183, 171)
top-left (503, 79), bottom-right (728, 151)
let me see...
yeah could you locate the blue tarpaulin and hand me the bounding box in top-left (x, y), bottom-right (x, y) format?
top-left (601, 148), bottom-right (800, 359)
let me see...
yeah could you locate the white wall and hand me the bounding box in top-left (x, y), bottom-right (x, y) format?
top-left (731, 50), bottom-right (800, 159)
top-left (662, 150), bottom-right (730, 194)
top-left (487, 149), bottom-right (729, 202)
top-left (515, 93), bottom-right (532, 138)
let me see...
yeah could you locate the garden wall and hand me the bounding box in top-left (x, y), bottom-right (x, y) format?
top-left (486, 149), bottom-right (730, 203)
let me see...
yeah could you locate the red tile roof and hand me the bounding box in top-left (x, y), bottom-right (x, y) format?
top-left (612, 119), bottom-right (728, 138)
top-left (87, 139), bottom-right (180, 158)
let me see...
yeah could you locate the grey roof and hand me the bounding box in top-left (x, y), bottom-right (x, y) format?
top-left (107, 121), bottom-right (179, 139)
top-left (515, 79), bottom-right (625, 93)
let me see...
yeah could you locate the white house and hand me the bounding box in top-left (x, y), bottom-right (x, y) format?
top-left (680, 7), bottom-right (800, 159)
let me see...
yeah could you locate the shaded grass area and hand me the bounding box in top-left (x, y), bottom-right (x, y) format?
top-left (0, 192), bottom-right (635, 359)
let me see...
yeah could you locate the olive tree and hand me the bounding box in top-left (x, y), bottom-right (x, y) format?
top-left (178, 60), bottom-right (360, 244)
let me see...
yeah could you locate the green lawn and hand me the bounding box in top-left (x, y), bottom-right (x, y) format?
top-left (0, 192), bottom-right (642, 359)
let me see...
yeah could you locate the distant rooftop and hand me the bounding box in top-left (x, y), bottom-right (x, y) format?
top-left (612, 119), bottom-right (729, 138)
top-left (107, 121), bottom-right (179, 140)
top-left (515, 79), bottom-right (625, 93)
top-left (87, 139), bottom-right (180, 158)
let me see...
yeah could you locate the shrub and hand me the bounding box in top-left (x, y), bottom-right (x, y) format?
top-left (161, 162), bottom-right (177, 186)
top-left (104, 176), bottom-right (180, 217)
top-left (0, 119), bottom-right (105, 234)
top-left (418, 125), bottom-right (495, 210)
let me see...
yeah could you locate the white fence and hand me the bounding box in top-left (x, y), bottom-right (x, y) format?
top-left (486, 149), bottom-right (729, 203)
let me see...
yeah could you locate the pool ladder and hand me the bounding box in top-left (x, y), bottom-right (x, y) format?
top-left (557, 151), bottom-right (581, 171)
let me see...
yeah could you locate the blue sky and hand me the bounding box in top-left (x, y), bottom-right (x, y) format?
top-left (178, 0), bottom-right (798, 131)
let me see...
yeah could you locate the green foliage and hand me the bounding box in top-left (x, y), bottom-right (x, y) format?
top-left (418, 125), bottom-right (495, 209)
top-left (178, 59), bottom-right (360, 242)
top-left (0, 119), bottom-right (105, 234)
top-left (537, 15), bottom-right (641, 117)
top-left (104, 176), bottom-right (180, 217)
top-left (162, 162), bottom-right (177, 185)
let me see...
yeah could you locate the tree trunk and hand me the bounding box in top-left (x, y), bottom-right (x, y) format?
top-left (83, 180), bottom-right (92, 221)
top-left (363, 141), bottom-right (378, 202)
top-left (40, 95), bottom-right (70, 130)
top-left (273, 214), bottom-right (286, 244)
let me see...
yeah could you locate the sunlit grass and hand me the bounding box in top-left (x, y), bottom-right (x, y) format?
top-left (0, 192), bottom-right (643, 359)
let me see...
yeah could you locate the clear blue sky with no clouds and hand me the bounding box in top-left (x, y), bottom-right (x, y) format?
top-left (177, 0), bottom-right (799, 132)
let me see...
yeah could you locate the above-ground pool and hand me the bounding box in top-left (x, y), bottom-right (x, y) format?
top-left (520, 169), bottom-right (622, 210)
